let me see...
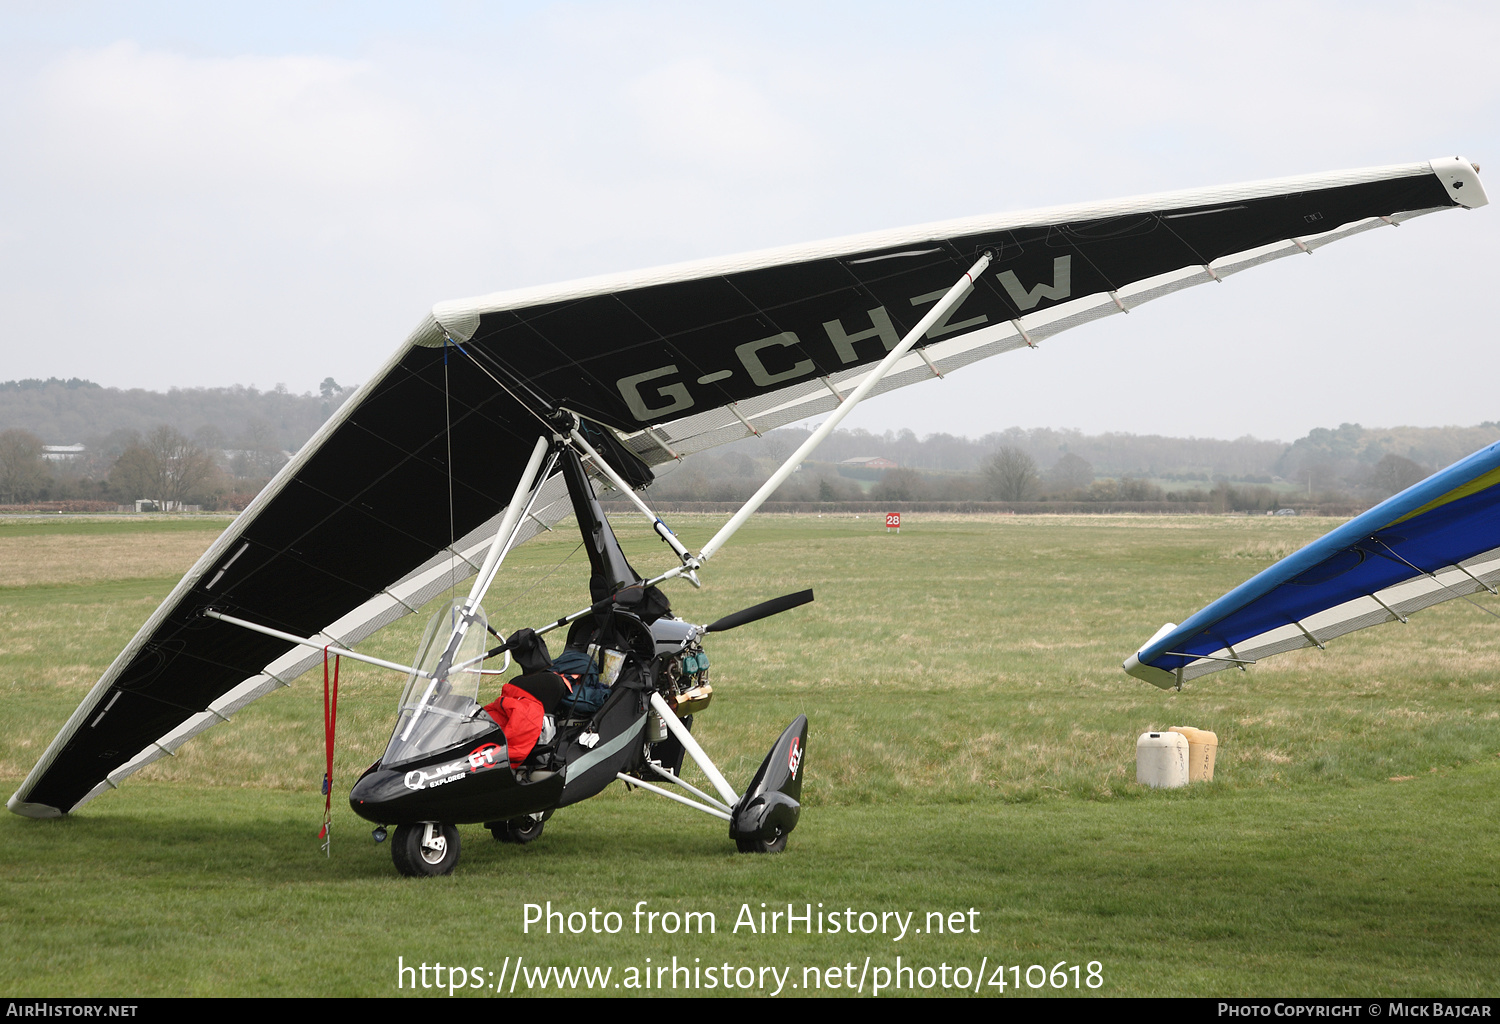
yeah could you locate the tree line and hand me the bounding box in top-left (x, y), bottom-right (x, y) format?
top-left (1, 375), bottom-right (1494, 512)
top-left (0, 378), bottom-right (353, 509)
top-left (647, 421), bottom-right (1500, 510)
top-left (0, 423), bottom-right (287, 510)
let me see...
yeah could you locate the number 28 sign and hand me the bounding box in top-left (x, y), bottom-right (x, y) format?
top-left (885, 512), bottom-right (901, 532)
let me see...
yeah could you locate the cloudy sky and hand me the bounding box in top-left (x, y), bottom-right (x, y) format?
top-left (1, 2), bottom-right (1496, 441)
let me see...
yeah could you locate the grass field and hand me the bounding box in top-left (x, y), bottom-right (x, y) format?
top-left (2, 512), bottom-right (1497, 997)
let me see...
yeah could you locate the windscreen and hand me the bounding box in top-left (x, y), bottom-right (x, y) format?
top-left (383, 599), bottom-right (495, 766)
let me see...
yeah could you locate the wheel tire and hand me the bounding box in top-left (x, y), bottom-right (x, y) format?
top-left (488, 814), bottom-right (546, 844)
top-left (735, 829), bottom-right (787, 854)
top-left (505, 816), bottom-right (545, 844)
top-left (391, 822), bottom-right (460, 876)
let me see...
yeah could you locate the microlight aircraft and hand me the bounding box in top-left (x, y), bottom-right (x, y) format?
top-left (1125, 439), bottom-right (1500, 690)
top-left (9, 157), bottom-right (1487, 876)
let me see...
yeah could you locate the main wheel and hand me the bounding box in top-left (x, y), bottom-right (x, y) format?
top-left (489, 809), bottom-right (550, 844)
top-left (391, 822), bottom-right (460, 876)
top-left (490, 815), bottom-right (545, 844)
top-left (735, 829), bottom-right (787, 854)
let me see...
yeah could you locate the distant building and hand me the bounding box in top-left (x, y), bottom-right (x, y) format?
top-left (836, 456), bottom-right (897, 481)
top-left (42, 443), bottom-right (86, 462)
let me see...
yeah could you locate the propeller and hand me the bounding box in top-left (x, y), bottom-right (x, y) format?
top-left (704, 589), bottom-right (814, 634)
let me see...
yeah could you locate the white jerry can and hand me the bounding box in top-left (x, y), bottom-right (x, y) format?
top-left (1169, 726), bottom-right (1219, 783)
top-left (1136, 731), bottom-right (1189, 788)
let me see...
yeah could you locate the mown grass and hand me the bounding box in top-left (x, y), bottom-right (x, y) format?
top-left (2, 512), bottom-right (1498, 997)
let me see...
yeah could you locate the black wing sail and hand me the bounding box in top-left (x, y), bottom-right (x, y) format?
top-left (11, 157), bottom-right (1485, 816)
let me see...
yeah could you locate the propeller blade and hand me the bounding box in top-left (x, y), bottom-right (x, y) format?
top-left (704, 589), bottom-right (814, 633)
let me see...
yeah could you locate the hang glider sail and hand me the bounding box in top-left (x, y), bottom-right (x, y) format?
top-left (11, 157), bottom-right (1487, 818)
top-left (1125, 440), bottom-right (1500, 690)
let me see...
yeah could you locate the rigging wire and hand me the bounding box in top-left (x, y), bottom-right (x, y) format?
top-left (1368, 538), bottom-right (1500, 621)
top-left (489, 539), bottom-right (586, 618)
top-left (437, 336), bottom-right (593, 622)
top-left (447, 338), bottom-right (557, 437)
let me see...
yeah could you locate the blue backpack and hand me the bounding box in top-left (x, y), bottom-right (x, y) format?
top-left (551, 648), bottom-right (611, 718)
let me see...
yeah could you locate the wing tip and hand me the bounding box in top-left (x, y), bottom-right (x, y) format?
top-left (1123, 652), bottom-right (1180, 690)
top-left (7, 792), bottom-right (65, 818)
top-left (1124, 621), bottom-right (1181, 689)
top-left (1429, 155), bottom-right (1489, 209)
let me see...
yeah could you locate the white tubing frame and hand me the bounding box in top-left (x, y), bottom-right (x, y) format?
top-left (464, 435), bottom-right (553, 610)
top-left (615, 773), bottom-right (732, 821)
top-left (646, 759), bottom-right (733, 812)
top-left (648, 691), bottom-right (739, 805)
top-left (403, 435), bottom-right (554, 742)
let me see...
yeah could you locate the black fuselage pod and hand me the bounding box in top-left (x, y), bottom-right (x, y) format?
top-left (348, 724), bottom-right (564, 826)
top-left (730, 715), bottom-right (807, 844)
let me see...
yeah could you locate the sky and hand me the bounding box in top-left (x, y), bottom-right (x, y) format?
top-left (1, 2), bottom-right (1496, 442)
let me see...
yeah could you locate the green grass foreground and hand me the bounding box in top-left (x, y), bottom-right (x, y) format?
top-left (1, 512), bottom-right (1497, 997)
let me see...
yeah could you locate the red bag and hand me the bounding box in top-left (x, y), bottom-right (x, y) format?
top-left (483, 684), bottom-right (545, 767)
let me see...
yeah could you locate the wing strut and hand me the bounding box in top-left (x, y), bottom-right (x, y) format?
top-left (464, 436), bottom-right (555, 612)
top-left (408, 435), bottom-right (558, 726)
top-left (694, 250), bottom-right (994, 566)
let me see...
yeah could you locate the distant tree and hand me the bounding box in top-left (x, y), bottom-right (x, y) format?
top-left (194, 424), bottom-right (226, 452)
top-left (871, 467), bottom-right (926, 502)
top-left (109, 445), bottom-right (154, 504)
top-left (760, 431), bottom-right (794, 465)
top-left (1047, 452), bottom-right (1094, 493)
top-left (810, 473), bottom-right (862, 501)
top-left (319, 377), bottom-right (350, 419)
top-left (983, 447), bottom-right (1039, 501)
top-left (1209, 480), bottom-right (1231, 513)
top-left (0, 429), bottom-right (50, 503)
top-left (110, 426), bottom-right (214, 509)
top-left (1117, 475), bottom-right (1164, 501)
top-left (230, 419), bottom-right (287, 480)
top-left (722, 451), bottom-right (757, 478)
top-left (926, 473), bottom-right (981, 501)
top-left (1232, 484), bottom-right (1277, 511)
top-left (1368, 453), bottom-right (1428, 499)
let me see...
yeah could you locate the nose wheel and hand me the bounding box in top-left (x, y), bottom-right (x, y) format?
top-left (392, 822), bottom-right (460, 876)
